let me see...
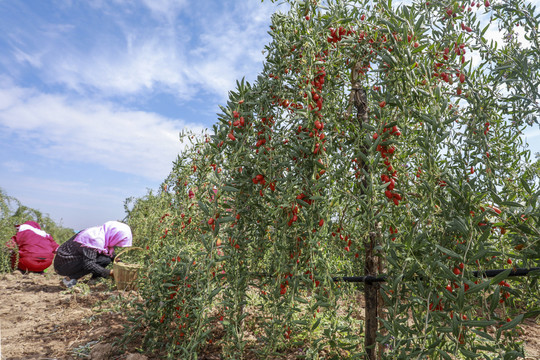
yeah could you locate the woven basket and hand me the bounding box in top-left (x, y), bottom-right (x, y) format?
top-left (113, 247), bottom-right (143, 291)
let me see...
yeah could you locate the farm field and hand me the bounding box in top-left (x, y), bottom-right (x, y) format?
top-left (1, 0), bottom-right (539, 358)
top-left (0, 270), bottom-right (539, 359)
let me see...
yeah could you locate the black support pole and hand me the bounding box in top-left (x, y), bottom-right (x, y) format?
top-left (331, 267), bottom-right (540, 283)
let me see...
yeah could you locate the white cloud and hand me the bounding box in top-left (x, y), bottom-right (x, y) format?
top-left (140, 0), bottom-right (188, 22)
top-left (91, 0), bottom-right (189, 21)
top-left (185, 2), bottom-right (277, 96)
top-left (12, 48), bottom-right (43, 68)
top-left (2, 160), bottom-right (25, 173)
top-left (7, 1), bottom-right (281, 103)
top-left (0, 79), bottom-right (204, 181)
top-left (49, 37), bottom-right (192, 98)
top-left (6, 177), bottom-right (110, 207)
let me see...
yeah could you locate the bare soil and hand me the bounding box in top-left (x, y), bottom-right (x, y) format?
top-left (0, 271), bottom-right (144, 360)
top-left (0, 271), bottom-right (539, 359)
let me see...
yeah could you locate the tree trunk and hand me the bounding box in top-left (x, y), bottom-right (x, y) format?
top-left (377, 247), bottom-right (386, 359)
top-left (364, 232), bottom-right (378, 360)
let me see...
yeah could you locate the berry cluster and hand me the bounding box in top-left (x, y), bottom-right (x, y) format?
top-left (327, 26), bottom-right (355, 43)
top-left (374, 124), bottom-right (402, 205)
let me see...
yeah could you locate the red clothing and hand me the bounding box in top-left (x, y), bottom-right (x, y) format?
top-left (10, 221), bottom-right (59, 272)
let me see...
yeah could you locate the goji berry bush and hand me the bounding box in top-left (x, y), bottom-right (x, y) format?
top-left (124, 0), bottom-right (540, 358)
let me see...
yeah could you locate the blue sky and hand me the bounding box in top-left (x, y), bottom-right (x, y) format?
top-left (1, 1), bottom-right (538, 232)
top-left (0, 0), bottom-right (284, 231)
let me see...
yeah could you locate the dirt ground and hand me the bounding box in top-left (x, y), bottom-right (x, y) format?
top-left (0, 270), bottom-right (146, 360)
top-left (0, 270), bottom-right (539, 360)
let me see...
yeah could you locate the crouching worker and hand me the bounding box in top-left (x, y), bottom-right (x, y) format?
top-left (54, 221), bottom-right (132, 288)
top-left (7, 221), bottom-right (59, 273)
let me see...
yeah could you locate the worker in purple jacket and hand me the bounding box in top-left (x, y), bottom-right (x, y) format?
top-left (54, 221), bottom-right (132, 288)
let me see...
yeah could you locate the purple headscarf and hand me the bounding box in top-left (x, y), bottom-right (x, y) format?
top-left (74, 221), bottom-right (132, 256)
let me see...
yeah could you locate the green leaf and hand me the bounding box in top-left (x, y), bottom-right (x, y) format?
top-left (315, 160), bottom-right (326, 169)
top-left (460, 348), bottom-right (481, 358)
top-left (470, 249), bottom-right (489, 263)
top-left (222, 186), bottom-right (240, 192)
top-left (435, 327), bottom-right (453, 333)
top-left (501, 201), bottom-right (523, 207)
top-left (490, 268), bottom-right (512, 285)
top-left (466, 280), bottom-right (490, 295)
top-left (361, 122), bottom-right (377, 132)
top-left (435, 245), bottom-right (460, 260)
top-left (481, 23), bottom-right (490, 36)
top-left (502, 351), bottom-right (523, 360)
top-left (198, 201), bottom-right (209, 215)
top-left (213, 221), bottom-right (220, 236)
top-left (448, 217), bottom-right (469, 235)
top-left (357, 150), bottom-right (369, 165)
top-left (520, 178), bottom-right (532, 194)
top-left (415, 14), bottom-right (424, 30)
top-left (471, 329), bottom-right (494, 341)
top-left (315, 301), bottom-right (331, 308)
top-left (437, 349), bottom-right (453, 360)
top-left (457, 286), bottom-right (465, 309)
top-left (436, 261), bottom-right (458, 279)
top-left (489, 290), bottom-right (500, 312)
top-left (524, 309), bottom-right (540, 319)
top-left (463, 320), bottom-right (496, 327)
top-left (217, 216), bottom-right (234, 224)
top-left (477, 227), bottom-right (491, 244)
top-left (379, 19), bottom-right (397, 32)
top-left (209, 287), bottom-right (222, 299)
top-left (499, 314), bottom-right (524, 331)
